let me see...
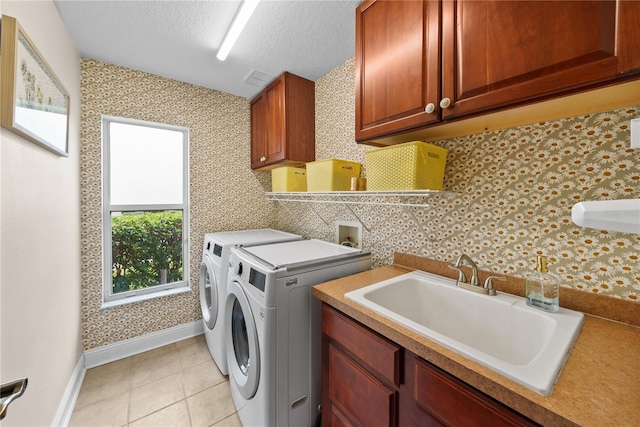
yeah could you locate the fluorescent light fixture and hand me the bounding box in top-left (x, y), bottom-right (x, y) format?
top-left (217, 0), bottom-right (260, 61)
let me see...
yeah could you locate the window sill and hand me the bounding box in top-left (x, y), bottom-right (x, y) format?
top-left (101, 284), bottom-right (192, 309)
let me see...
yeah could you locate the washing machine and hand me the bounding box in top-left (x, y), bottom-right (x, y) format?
top-left (225, 239), bottom-right (371, 427)
top-left (199, 229), bottom-right (301, 375)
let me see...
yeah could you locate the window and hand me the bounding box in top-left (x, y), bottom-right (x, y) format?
top-left (102, 116), bottom-right (189, 304)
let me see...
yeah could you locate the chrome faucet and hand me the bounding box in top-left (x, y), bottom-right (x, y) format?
top-left (448, 254), bottom-right (503, 296)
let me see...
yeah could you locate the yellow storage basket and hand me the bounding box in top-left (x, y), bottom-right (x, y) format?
top-left (271, 167), bottom-right (307, 192)
top-left (365, 141), bottom-right (447, 190)
top-left (306, 159), bottom-right (362, 191)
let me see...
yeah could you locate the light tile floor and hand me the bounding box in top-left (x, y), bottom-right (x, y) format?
top-left (70, 335), bottom-right (241, 427)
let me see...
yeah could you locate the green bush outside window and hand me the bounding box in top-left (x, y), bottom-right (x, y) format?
top-left (111, 210), bottom-right (183, 293)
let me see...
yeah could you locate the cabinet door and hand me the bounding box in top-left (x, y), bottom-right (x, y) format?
top-left (250, 74), bottom-right (286, 169)
top-left (264, 75), bottom-right (286, 165)
top-left (326, 343), bottom-right (398, 427)
top-left (355, 0), bottom-right (441, 142)
top-left (322, 303), bottom-right (401, 386)
top-left (412, 358), bottom-right (539, 427)
top-left (441, 0), bottom-right (640, 120)
top-left (250, 93), bottom-right (267, 169)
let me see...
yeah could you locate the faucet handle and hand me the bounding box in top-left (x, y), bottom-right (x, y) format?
top-left (448, 265), bottom-right (467, 284)
top-left (483, 276), bottom-right (506, 295)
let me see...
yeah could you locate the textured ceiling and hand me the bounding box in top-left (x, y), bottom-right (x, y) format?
top-left (54, 0), bottom-right (359, 99)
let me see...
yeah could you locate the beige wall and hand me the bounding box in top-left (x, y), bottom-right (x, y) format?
top-left (0, 1), bottom-right (83, 426)
top-left (276, 58), bottom-right (640, 303)
top-left (80, 59), bottom-right (273, 350)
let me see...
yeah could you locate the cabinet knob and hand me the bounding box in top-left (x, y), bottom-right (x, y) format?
top-left (439, 98), bottom-right (452, 109)
top-left (425, 103), bottom-right (436, 114)
top-left (260, 156), bottom-right (267, 162)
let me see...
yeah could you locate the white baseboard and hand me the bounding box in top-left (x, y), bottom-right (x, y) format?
top-left (51, 353), bottom-right (86, 427)
top-left (52, 321), bottom-right (203, 426)
top-left (84, 320), bottom-right (204, 369)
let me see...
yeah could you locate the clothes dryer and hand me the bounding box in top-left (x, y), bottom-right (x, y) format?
top-left (199, 229), bottom-right (300, 375)
top-left (225, 239), bottom-right (371, 426)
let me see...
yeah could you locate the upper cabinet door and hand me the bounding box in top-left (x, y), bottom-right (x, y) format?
top-left (250, 92), bottom-right (268, 169)
top-left (251, 75), bottom-right (286, 168)
top-left (355, 0), bottom-right (441, 142)
top-left (265, 76), bottom-right (286, 165)
top-left (441, 0), bottom-right (640, 120)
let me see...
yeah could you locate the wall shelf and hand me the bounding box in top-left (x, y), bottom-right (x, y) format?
top-left (266, 190), bottom-right (456, 231)
top-left (266, 190), bottom-right (454, 207)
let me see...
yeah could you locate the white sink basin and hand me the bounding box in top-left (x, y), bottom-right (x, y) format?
top-left (345, 270), bottom-right (584, 395)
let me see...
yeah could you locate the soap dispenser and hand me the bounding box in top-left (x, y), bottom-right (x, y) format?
top-left (526, 255), bottom-right (559, 312)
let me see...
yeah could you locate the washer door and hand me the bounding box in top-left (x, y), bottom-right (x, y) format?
top-left (226, 280), bottom-right (260, 400)
top-left (198, 255), bottom-right (218, 330)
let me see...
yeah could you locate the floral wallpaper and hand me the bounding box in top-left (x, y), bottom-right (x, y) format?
top-left (80, 59), bottom-right (273, 350)
top-left (276, 58), bottom-right (640, 302)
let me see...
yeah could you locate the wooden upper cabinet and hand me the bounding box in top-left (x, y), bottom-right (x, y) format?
top-left (441, 0), bottom-right (640, 120)
top-left (355, 0), bottom-right (441, 142)
top-left (355, 0), bottom-right (640, 143)
top-left (250, 72), bottom-right (315, 170)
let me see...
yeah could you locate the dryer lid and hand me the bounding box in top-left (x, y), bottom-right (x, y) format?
top-left (241, 239), bottom-right (367, 270)
top-left (204, 229), bottom-right (300, 246)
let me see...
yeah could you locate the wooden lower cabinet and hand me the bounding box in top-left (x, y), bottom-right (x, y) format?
top-left (321, 304), bottom-right (540, 427)
top-left (322, 304), bottom-right (400, 426)
top-left (407, 358), bottom-right (538, 427)
top-left (327, 343), bottom-right (398, 426)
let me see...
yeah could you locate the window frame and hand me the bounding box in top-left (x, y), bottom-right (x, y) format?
top-left (101, 115), bottom-right (190, 305)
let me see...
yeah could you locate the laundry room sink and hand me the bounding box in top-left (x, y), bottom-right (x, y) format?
top-left (344, 270), bottom-right (584, 395)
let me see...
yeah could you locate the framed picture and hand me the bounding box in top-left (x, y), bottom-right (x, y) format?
top-left (1, 15), bottom-right (70, 157)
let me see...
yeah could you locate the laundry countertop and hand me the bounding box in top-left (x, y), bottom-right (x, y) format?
top-left (312, 263), bottom-right (640, 427)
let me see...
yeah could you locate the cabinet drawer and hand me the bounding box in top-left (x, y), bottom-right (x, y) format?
top-left (414, 358), bottom-right (539, 427)
top-left (328, 343), bottom-right (397, 427)
top-left (322, 304), bottom-right (401, 386)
